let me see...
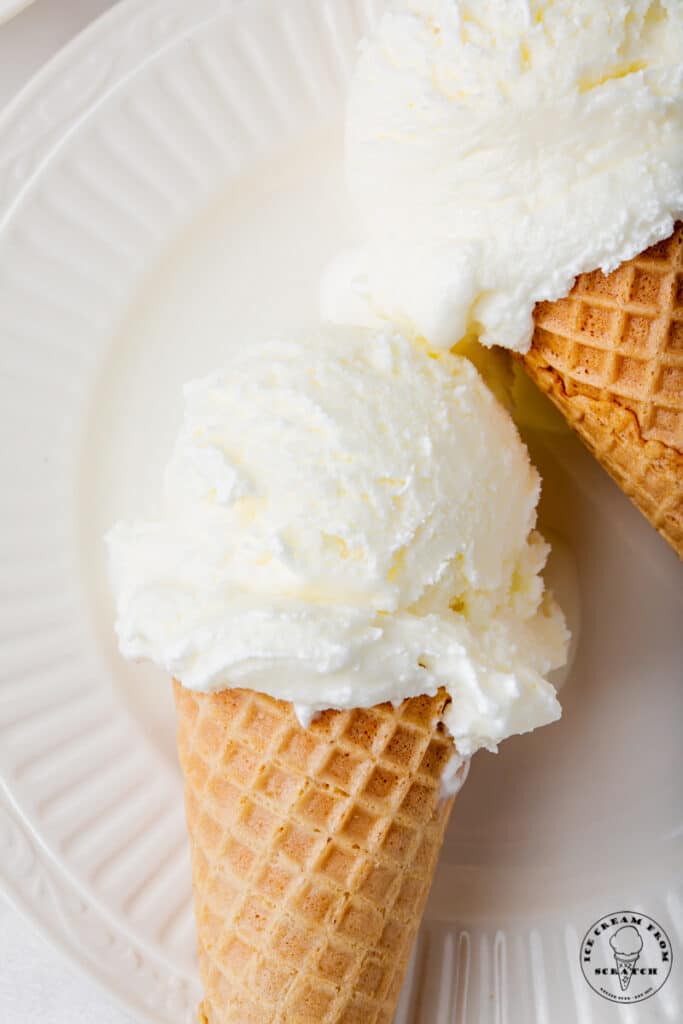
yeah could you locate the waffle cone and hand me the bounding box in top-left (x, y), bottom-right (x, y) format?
top-left (522, 224), bottom-right (683, 557)
top-left (174, 681), bottom-right (459, 1023)
top-left (613, 953), bottom-right (640, 992)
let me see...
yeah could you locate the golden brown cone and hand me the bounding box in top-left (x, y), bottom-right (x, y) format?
top-left (522, 224), bottom-right (683, 557)
top-left (174, 682), bottom-right (459, 1024)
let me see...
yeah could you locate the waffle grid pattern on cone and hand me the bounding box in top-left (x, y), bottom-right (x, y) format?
top-left (524, 225), bottom-right (683, 556)
top-left (530, 225), bottom-right (683, 450)
top-left (175, 683), bottom-right (456, 1024)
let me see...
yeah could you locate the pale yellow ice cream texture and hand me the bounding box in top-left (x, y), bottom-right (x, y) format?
top-left (324, 0), bottom-right (683, 351)
top-left (108, 327), bottom-right (567, 757)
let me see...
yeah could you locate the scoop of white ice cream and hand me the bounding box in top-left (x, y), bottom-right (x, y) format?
top-left (610, 926), bottom-right (644, 957)
top-left (107, 326), bottom-right (567, 756)
top-left (329, 0), bottom-right (683, 351)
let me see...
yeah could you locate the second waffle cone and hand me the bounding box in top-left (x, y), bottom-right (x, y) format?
top-left (175, 682), bottom-right (459, 1024)
top-left (522, 224), bottom-right (683, 557)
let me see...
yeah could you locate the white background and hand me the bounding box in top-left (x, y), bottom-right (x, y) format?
top-left (0, 5), bottom-right (137, 1021)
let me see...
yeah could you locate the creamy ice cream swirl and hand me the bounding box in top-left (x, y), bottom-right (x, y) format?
top-left (325, 0), bottom-right (683, 351)
top-left (107, 327), bottom-right (567, 758)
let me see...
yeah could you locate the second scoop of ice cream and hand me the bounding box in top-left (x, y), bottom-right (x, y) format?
top-left (107, 326), bottom-right (567, 755)
top-left (329, 0), bottom-right (683, 351)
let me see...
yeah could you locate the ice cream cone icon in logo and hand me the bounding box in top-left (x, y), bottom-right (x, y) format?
top-left (580, 912), bottom-right (673, 1003)
top-left (610, 926), bottom-right (643, 991)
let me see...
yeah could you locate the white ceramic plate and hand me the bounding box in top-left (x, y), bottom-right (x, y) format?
top-left (0, 0), bottom-right (34, 25)
top-left (0, 1), bottom-right (681, 1022)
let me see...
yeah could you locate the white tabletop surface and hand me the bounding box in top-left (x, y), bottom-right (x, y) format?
top-left (0, 9), bottom-right (140, 1024)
